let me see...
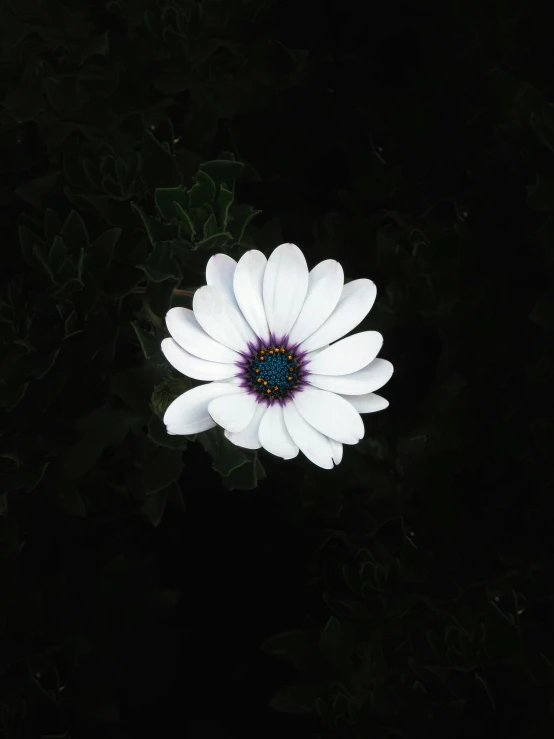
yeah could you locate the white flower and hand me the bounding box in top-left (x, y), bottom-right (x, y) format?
top-left (161, 243), bottom-right (394, 469)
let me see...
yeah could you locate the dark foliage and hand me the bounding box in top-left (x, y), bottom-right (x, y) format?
top-left (1, 0), bottom-right (553, 737)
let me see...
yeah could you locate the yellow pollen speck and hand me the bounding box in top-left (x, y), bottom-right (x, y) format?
top-left (274, 385), bottom-right (279, 390)
top-left (287, 376), bottom-right (292, 381)
top-left (260, 356), bottom-right (265, 361)
top-left (267, 388), bottom-right (271, 393)
top-left (263, 380), bottom-right (268, 386)
top-left (289, 366), bottom-right (294, 371)
top-left (255, 368), bottom-right (260, 373)
top-left (280, 347), bottom-right (285, 353)
top-left (257, 378), bottom-right (262, 383)
top-left (287, 354), bottom-right (292, 360)
top-left (269, 349), bottom-right (274, 355)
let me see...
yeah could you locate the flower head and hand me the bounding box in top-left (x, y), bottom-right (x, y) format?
top-left (161, 243), bottom-right (393, 469)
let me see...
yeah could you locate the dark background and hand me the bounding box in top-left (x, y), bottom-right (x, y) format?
top-left (1, 1), bottom-right (553, 738)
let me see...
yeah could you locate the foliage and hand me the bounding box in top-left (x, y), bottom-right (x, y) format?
top-left (1, 0), bottom-right (553, 737)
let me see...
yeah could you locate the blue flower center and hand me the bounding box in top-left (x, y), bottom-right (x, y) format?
top-left (248, 345), bottom-right (300, 400)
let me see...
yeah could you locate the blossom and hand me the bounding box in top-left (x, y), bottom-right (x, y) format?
top-left (161, 243), bottom-right (393, 469)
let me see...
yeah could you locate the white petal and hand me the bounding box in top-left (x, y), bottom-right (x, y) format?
top-left (306, 331), bottom-right (383, 376)
top-left (303, 345), bottom-right (329, 362)
top-left (263, 243), bottom-right (309, 339)
top-left (193, 285), bottom-right (257, 353)
top-left (329, 438), bottom-right (343, 466)
top-left (308, 358), bottom-right (394, 395)
top-left (208, 391), bottom-right (257, 433)
top-left (283, 401), bottom-right (334, 469)
top-left (298, 278), bottom-right (377, 353)
top-left (205, 253), bottom-right (240, 311)
top-left (287, 259), bottom-right (344, 346)
top-left (161, 338), bottom-right (240, 381)
top-left (165, 307), bottom-right (241, 363)
top-left (339, 392), bottom-right (389, 413)
top-left (258, 402), bottom-right (299, 459)
top-left (233, 250), bottom-right (270, 341)
top-left (293, 386), bottom-right (364, 444)
top-left (224, 401), bottom-right (267, 449)
top-left (163, 382), bottom-right (244, 435)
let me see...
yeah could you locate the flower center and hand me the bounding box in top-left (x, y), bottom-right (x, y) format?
top-left (247, 344), bottom-right (301, 401)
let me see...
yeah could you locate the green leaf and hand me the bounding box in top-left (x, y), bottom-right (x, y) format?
top-left (195, 232), bottom-right (233, 250)
top-left (125, 151), bottom-right (142, 193)
top-left (115, 157), bottom-right (126, 186)
top-left (202, 212), bottom-right (219, 239)
top-left (529, 292), bottom-right (554, 329)
top-left (77, 270), bottom-right (100, 317)
top-left (140, 128), bottom-right (181, 193)
top-left (198, 427), bottom-right (248, 476)
top-left (64, 310), bottom-right (78, 336)
top-left (133, 446), bottom-right (184, 496)
top-left (74, 697), bottom-right (120, 723)
top-left (32, 243), bottom-right (54, 279)
top-left (228, 204), bottom-right (262, 244)
top-left (131, 321), bottom-right (162, 359)
top-left (188, 170), bottom-right (216, 207)
top-left (150, 376), bottom-right (192, 419)
top-left (102, 175), bottom-right (123, 199)
top-left (44, 208), bottom-right (62, 243)
top-left (261, 630), bottom-right (312, 672)
top-left (0, 378), bottom-right (30, 411)
top-left (110, 365), bottom-right (166, 414)
top-left (319, 616), bottom-right (350, 670)
top-left (78, 30), bottom-right (109, 63)
top-left (445, 699), bottom-right (467, 718)
top-left (45, 473), bottom-right (87, 518)
top-left (148, 586), bottom-right (182, 611)
top-left (154, 186), bottom-right (189, 220)
top-left (174, 202), bottom-right (196, 241)
top-left (48, 235), bottom-right (69, 275)
top-left (342, 565), bottom-right (361, 595)
top-left (199, 159), bottom-right (244, 186)
top-left (0, 461), bottom-right (50, 493)
top-left (19, 226), bottom-right (49, 276)
top-left (214, 185), bottom-right (234, 229)
top-left (61, 210), bottom-right (89, 254)
top-left (148, 413), bottom-right (187, 449)
top-left (16, 172), bottom-right (60, 212)
top-left (530, 104), bottom-right (554, 154)
top-left (140, 486), bottom-right (169, 527)
top-left (83, 157), bottom-right (102, 189)
top-left (222, 455), bottom-right (266, 490)
top-left (144, 8), bottom-right (163, 38)
top-left (59, 407), bottom-right (132, 482)
top-left (474, 672), bottom-right (496, 711)
top-left (484, 599), bottom-right (520, 660)
top-left (526, 168), bottom-right (554, 212)
top-left (269, 681), bottom-right (320, 714)
top-left (51, 278), bottom-right (83, 300)
top-left (33, 347), bottom-right (61, 380)
top-left (137, 242), bottom-right (180, 282)
top-left (398, 434), bottom-right (427, 459)
top-left (86, 227), bottom-right (121, 283)
top-left (190, 203), bottom-right (215, 236)
top-left (131, 202), bottom-right (178, 245)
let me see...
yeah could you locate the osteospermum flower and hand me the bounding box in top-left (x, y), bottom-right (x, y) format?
top-left (161, 243), bottom-right (394, 469)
